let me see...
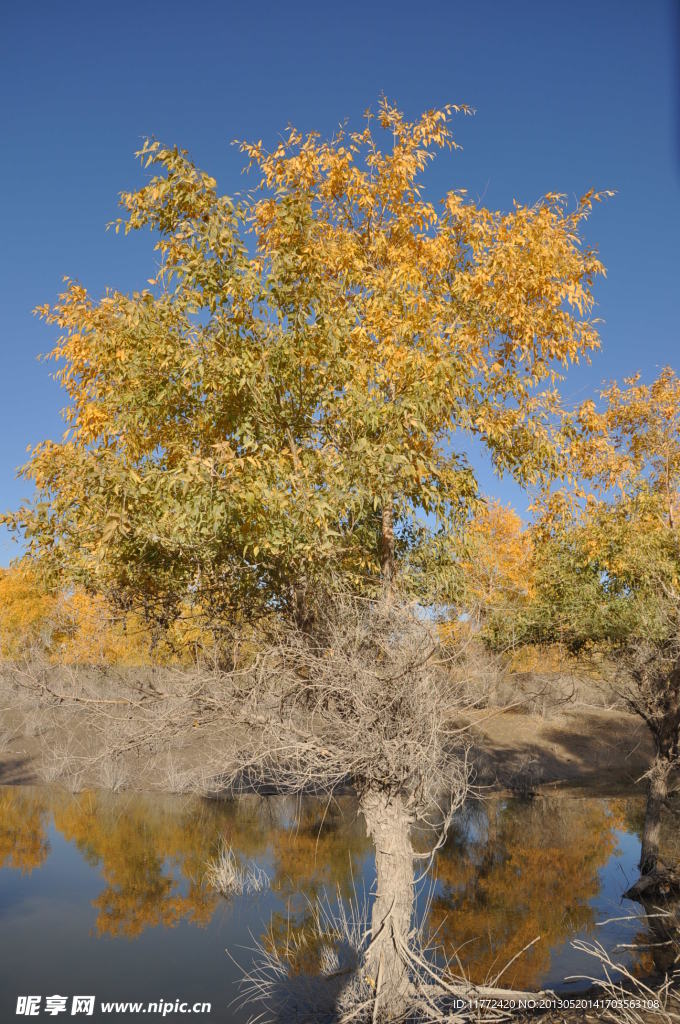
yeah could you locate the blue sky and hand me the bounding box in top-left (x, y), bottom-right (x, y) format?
top-left (1, 0), bottom-right (678, 564)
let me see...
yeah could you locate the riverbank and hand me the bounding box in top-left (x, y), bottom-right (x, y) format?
top-left (0, 666), bottom-right (655, 795)
top-left (470, 705), bottom-right (654, 795)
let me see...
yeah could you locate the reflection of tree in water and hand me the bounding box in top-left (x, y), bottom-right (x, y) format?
top-left (613, 795), bottom-right (680, 875)
top-left (58, 793), bottom-right (367, 944)
top-left (52, 792), bottom-right (225, 936)
top-left (0, 788), bottom-right (50, 874)
top-left (270, 799), bottom-right (367, 901)
top-left (3, 787), bottom-right (656, 993)
top-left (0, 788), bottom-right (369, 946)
top-left (262, 799), bottom-right (370, 976)
top-left (611, 796), bottom-right (680, 980)
top-left (428, 797), bottom-right (623, 990)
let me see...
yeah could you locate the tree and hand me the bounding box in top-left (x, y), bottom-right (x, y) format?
top-left (453, 500), bottom-right (533, 637)
top-left (0, 564), bottom-right (220, 667)
top-left (0, 564), bottom-right (57, 660)
top-left (4, 100), bottom-right (608, 634)
top-left (508, 368), bottom-right (680, 880)
top-left (206, 595), bottom-right (473, 1016)
top-left (3, 100), bottom-right (610, 1018)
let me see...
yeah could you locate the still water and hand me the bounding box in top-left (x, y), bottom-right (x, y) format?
top-left (0, 786), bottom-right (653, 1021)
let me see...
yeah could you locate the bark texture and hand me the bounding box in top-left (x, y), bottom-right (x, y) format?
top-left (636, 656), bottom-right (680, 877)
top-left (640, 754), bottom-right (672, 876)
top-left (361, 789), bottom-right (414, 1020)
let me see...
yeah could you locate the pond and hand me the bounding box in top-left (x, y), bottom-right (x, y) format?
top-left (0, 786), bottom-right (656, 1021)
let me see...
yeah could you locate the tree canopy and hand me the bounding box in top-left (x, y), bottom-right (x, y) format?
top-left (516, 369), bottom-right (680, 660)
top-left (4, 100), bottom-right (608, 631)
top-left (481, 369), bottom-right (680, 876)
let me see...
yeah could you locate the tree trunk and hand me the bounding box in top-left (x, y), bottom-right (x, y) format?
top-left (360, 789), bottom-right (414, 1020)
top-left (291, 579), bottom-right (315, 635)
top-left (640, 895), bottom-right (680, 977)
top-left (380, 500), bottom-right (395, 595)
top-left (640, 754), bottom-right (673, 876)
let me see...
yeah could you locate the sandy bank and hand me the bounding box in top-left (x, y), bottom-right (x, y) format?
top-left (0, 690), bottom-right (655, 795)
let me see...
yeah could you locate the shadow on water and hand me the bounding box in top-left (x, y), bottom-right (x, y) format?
top-left (0, 785), bottom-right (675, 1020)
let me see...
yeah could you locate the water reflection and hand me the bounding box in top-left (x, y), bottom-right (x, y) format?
top-left (0, 788), bottom-right (369, 940)
top-left (0, 784), bottom-right (663, 1012)
top-left (0, 788), bottom-right (50, 874)
top-left (429, 797), bottom-right (624, 989)
top-left (53, 792), bottom-right (222, 935)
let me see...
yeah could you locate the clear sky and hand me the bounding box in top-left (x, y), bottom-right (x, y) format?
top-left (1, 0), bottom-right (678, 564)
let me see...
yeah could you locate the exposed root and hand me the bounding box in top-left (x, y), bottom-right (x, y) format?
top-left (568, 934), bottom-right (680, 1024)
top-left (232, 888), bottom-right (554, 1023)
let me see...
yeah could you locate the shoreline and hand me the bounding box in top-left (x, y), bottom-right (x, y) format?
top-left (0, 700), bottom-right (655, 797)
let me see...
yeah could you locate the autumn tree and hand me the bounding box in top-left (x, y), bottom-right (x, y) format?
top-left (0, 563), bottom-right (221, 667)
top-left (506, 368), bottom-right (680, 881)
top-left (0, 564), bottom-right (57, 660)
top-left (4, 100), bottom-right (607, 633)
top-left (449, 500), bottom-right (535, 649)
top-left (3, 100), bottom-right (609, 1018)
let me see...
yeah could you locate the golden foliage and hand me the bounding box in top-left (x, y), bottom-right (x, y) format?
top-left (0, 563), bottom-right (221, 666)
top-left (463, 501), bottom-right (533, 611)
top-left (440, 500), bottom-right (538, 650)
top-left (4, 100), bottom-right (609, 625)
top-left (0, 565), bottom-right (57, 659)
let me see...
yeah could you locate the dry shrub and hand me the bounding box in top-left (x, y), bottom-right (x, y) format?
top-left (205, 839), bottom-right (269, 897)
top-left (570, 925), bottom-right (679, 1024)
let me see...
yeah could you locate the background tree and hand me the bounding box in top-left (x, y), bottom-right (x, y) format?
top-left (496, 368), bottom-right (680, 880)
top-left (0, 564), bottom-right (220, 667)
top-left (0, 565), bottom-right (57, 660)
top-left (451, 500), bottom-right (534, 644)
